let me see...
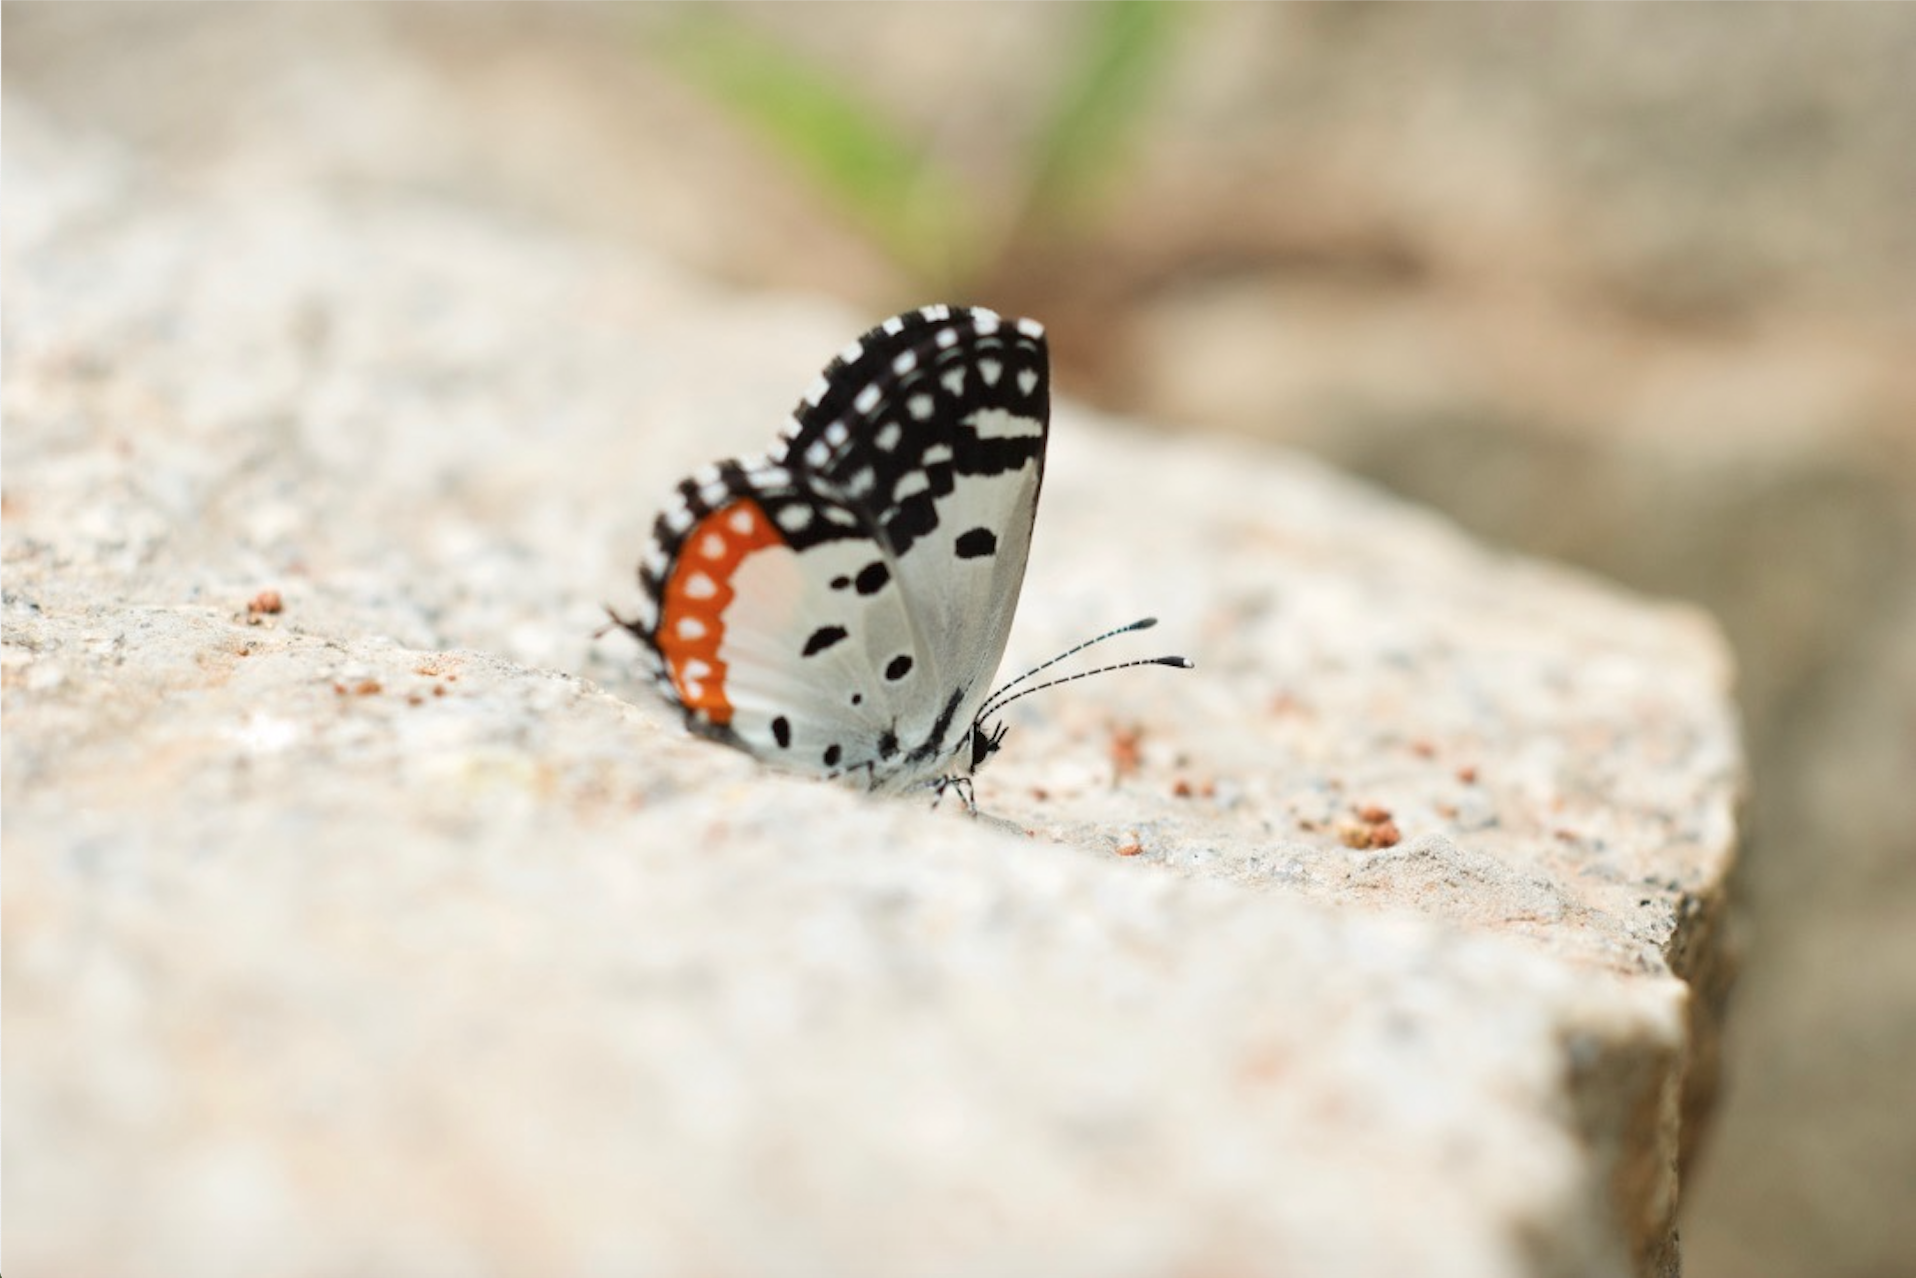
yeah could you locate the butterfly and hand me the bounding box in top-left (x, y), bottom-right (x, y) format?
top-left (615, 305), bottom-right (1188, 807)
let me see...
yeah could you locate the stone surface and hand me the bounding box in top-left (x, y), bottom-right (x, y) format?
top-left (2, 93), bottom-right (1738, 1278)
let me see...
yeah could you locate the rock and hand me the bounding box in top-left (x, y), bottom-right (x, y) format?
top-left (2, 98), bottom-right (1739, 1278)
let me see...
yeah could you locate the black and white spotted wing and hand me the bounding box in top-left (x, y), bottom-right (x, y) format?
top-left (620, 305), bottom-right (1050, 791)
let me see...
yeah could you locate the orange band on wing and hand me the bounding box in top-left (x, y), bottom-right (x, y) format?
top-left (656, 498), bottom-right (783, 724)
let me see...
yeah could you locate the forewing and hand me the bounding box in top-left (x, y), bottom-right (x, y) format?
top-left (773, 307), bottom-right (1049, 774)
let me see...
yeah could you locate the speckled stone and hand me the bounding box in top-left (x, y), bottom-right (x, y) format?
top-left (3, 98), bottom-right (1738, 1278)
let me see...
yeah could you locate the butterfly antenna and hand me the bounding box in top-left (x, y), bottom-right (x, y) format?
top-left (978, 654), bottom-right (1194, 724)
top-left (978, 617), bottom-right (1165, 721)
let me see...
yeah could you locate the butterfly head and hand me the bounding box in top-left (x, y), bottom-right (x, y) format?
top-left (932, 618), bottom-right (1192, 810)
top-left (965, 715), bottom-right (1009, 776)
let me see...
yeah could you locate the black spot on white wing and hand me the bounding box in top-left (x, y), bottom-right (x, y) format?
top-left (885, 654), bottom-right (914, 681)
top-left (954, 527), bottom-right (997, 559)
top-left (803, 625), bottom-right (849, 656)
top-left (905, 686), bottom-right (970, 766)
top-left (854, 561), bottom-right (890, 595)
top-left (772, 716), bottom-right (792, 748)
top-left (823, 743), bottom-right (843, 768)
top-left (883, 501), bottom-right (937, 549)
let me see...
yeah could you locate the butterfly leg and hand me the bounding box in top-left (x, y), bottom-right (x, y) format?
top-left (929, 774), bottom-right (978, 816)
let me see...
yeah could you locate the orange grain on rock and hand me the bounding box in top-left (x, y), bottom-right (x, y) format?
top-left (1108, 723), bottom-right (1144, 781)
top-left (1238, 1045), bottom-right (1289, 1086)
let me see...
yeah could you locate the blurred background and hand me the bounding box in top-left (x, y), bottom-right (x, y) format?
top-left (7, 4), bottom-right (1913, 1274)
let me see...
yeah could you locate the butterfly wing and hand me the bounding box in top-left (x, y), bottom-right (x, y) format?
top-left (629, 306), bottom-right (1049, 788)
top-left (777, 306), bottom-right (1049, 784)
